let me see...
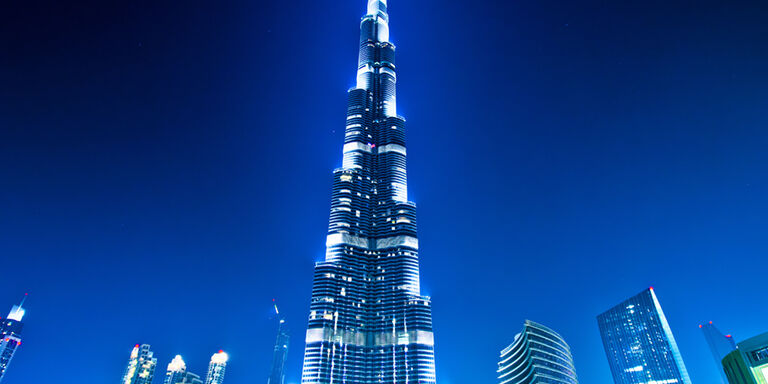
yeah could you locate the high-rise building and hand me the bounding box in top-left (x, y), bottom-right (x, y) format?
top-left (299, 1), bottom-right (437, 383)
top-left (268, 302), bottom-right (289, 384)
top-left (722, 332), bottom-right (768, 384)
top-left (164, 355), bottom-right (204, 384)
top-left (204, 351), bottom-right (228, 384)
top-left (597, 287), bottom-right (692, 384)
top-left (497, 320), bottom-right (579, 384)
top-left (701, 321), bottom-right (737, 384)
top-left (0, 296), bottom-right (26, 383)
top-left (121, 344), bottom-right (158, 384)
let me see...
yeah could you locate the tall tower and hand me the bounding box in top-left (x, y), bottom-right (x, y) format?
top-left (700, 321), bottom-right (736, 384)
top-left (497, 320), bottom-right (579, 384)
top-left (120, 344), bottom-right (158, 384)
top-left (204, 351), bottom-right (228, 384)
top-left (300, 1), bottom-right (437, 383)
top-left (597, 288), bottom-right (692, 384)
top-left (164, 355), bottom-right (203, 384)
top-left (268, 301), bottom-right (289, 384)
top-left (0, 295), bottom-right (26, 383)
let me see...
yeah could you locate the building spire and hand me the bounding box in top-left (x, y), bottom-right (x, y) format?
top-left (367, 0), bottom-right (388, 18)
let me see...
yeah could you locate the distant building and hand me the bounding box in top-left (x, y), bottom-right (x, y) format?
top-left (497, 320), bottom-right (578, 384)
top-left (0, 296), bottom-right (26, 383)
top-left (701, 321), bottom-right (737, 384)
top-left (121, 344), bottom-right (157, 384)
top-left (268, 302), bottom-right (289, 384)
top-left (597, 287), bottom-right (692, 384)
top-left (722, 332), bottom-right (768, 384)
top-left (204, 351), bottom-right (228, 384)
top-left (164, 355), bottom-right (203, 384)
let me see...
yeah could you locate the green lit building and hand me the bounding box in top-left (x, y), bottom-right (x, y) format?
top-left (723, 333), bottom-right (768, 384)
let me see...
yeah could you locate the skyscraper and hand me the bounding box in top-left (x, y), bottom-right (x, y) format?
top-left (701, 321), bottom-right (737, 384)
top-left (597, 288), bottom-right (692, 384)
top-left (204, 351), bottom-right (228, 384)
top-left (722, 332), bottom-right (768, 384)
top-left (299, 1), bottom-right (437, 383)
top-left (164, 355), bottom-right (204, 384)
top-left (497, 320), bottom-right (579, 384)
top-left (268, 302), bottom-right (289, 384)
top-left (121, 344), bottom-right (158, 384)
top-left (0, 296), bottom-right (26, 383)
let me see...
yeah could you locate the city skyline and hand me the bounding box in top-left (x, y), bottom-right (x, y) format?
top-left (2, 0), bottom-right (768, 383)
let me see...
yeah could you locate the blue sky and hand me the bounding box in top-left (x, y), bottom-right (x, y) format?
top-left (1, 0), bottom-right (767, 383)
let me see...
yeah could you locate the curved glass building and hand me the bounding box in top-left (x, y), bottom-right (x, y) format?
top-left (497, 320), bottom-right (578, 384)
top-left (300, 1), bottom-right (437, 383)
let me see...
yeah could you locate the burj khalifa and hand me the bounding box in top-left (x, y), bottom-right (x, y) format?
top-left (300, 1), bottom-right (437, 383)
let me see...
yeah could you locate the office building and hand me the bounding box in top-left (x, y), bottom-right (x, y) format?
top-left (597, 288), bottom-right (691, 384)
top-left (497, 320), bottom-right (578, 384)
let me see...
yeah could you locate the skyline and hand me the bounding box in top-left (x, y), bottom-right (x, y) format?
top-left (2, 0), bottom-right (768, 383)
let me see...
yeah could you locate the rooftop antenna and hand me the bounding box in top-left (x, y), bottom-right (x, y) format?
top-left (273, 298), bottom-right (285, 323)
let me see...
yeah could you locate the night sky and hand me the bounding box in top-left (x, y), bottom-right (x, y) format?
top-left (2, 0), bottom-right (768, 383)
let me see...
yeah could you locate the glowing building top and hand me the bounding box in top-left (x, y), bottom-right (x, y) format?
top-left (204, 351), bottom-right (228, 384)
top-left (120, 344), bottom-right (157, 384)
top-left (0, 296), bottom-right (27, 382)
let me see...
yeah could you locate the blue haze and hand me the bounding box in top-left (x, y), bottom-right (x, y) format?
top-left (1, 0), bottom-right (767, 384)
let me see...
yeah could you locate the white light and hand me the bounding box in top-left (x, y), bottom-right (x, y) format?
top-left (7, 305), bottom-right (24, 321)
top-left (211, 351), bottom-right (229, 364)
top-left (167, 355), bottom-right (186, 372)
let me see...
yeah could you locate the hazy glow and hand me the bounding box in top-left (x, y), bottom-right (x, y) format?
top-left (7, 305), bottom-right (25, 322)
top-left (210, 351), bottom-right (229, 365)
top-left (167, 355), bottom-right (186, 372)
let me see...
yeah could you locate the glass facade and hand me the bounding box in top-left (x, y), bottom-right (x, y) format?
top-left (597, 288), bottom-right (692, 384)
top-left (268, 318), bottom-right (290, 384)
top-left (700, 321), bottom-right (736, 384)
top-left (121, 344), bottom-right (158, 384)
top-left (0, 302), bottom-right (24, 383)
top-left (497, 320), bottom-right (579, 384)
top-left (300, 1), bottom-right (437, 383)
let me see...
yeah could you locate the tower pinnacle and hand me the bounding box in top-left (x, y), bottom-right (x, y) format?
top-left (367, 0), bottom-right (388, 17)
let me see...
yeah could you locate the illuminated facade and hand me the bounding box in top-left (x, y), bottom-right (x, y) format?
top-left (204, 351), bottom-right (228, 384)
top-left (597, 288), bottom-right (692, 384)
top-left (299, 1), bottom-right (437, 383)
top-left (268, 303), bottom-right (289, 384)
top-left (722, 332), bottom-right (768, 384)
top-left (164, 355), bottom-right (203, 384)
top-left (497, 320), bottom-right (578, 384)
top-left (121, 344), bottom-right (157, 384)
top-left (0, 298), bottom-right (26, 383)
top-left (700, 321), bottom-right (736, 384)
